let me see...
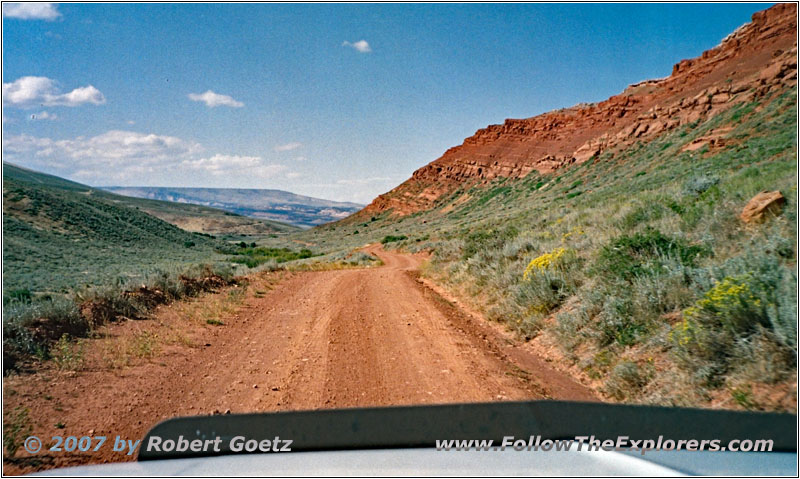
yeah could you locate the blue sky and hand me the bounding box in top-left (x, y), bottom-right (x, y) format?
top-left (2, 2), bottom-right (770, 203)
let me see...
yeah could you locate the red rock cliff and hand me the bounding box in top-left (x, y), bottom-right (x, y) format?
top-left (365, 3), bottom-right (797, 216)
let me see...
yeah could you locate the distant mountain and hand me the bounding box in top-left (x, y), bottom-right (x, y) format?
top-left (3, 164), bottom-right (298, 237)
top-left (102, 187), bottom-right (363, 228)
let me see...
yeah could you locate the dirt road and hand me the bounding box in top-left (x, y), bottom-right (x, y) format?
top-left (3, 245), bottom-right (593, 473)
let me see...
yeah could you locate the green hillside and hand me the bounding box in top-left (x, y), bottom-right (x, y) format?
top-left (2, 165), bottom-right (227, 295)
top-left (3, 164), bottom-right (299, 237)
top-left (281, 85), bottom-right (797, 410)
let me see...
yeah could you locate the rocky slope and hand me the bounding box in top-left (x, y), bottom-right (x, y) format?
top-left (365, 3), bottom-right (797, 215)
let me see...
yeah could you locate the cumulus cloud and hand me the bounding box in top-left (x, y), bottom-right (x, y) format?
top-left (2, 130), bottom-right (286, 185)
top-left (286, 172), bottom-right (302, 179)
top-left (3, 131), bottom-right (202, 184)
top-left (29, 111), bottom-right (58, 121)
top-left (3, 3), bottom-right (61, 21)
top-left (181, 154), bottom-right (285, 178)
top-left (187, 90), bottom-right (244, 108)
top-left (3, 76), bottom-right (105, 108)
top-left (342, 40), bottom-right (371, 53)
top-left (3, 130), bottom-right (201, 164)
top-left (274, 142), bottom-right (302, 152)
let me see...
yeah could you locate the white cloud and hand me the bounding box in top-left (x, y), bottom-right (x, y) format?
top-left (274, 142), bottom-right (302, 152)
top-left (342, 40), bottom-right (371, 53)
top-left (3, 76), bottom-right (105, 108)
top-left (2, 131), bottom-right (203, 179)
top-left (293, 156), bottom-right (307, 162)
top-left (3, 130), bottom-right (288, 186)
top-left (127, 120), bottom-right (135, 125)
top-left (187, 90), bottom-right (244, 108)
top-left (3, 3), bottom-right (61, 21)
top-left (182, 154), bottom-right (286, 178)
top-left (29, 111), bottom-right (58, 121)
top-left (286, 172), bottom-right (302, 179)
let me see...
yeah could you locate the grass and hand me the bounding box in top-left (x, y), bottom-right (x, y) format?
top-left (3, 406), bottom-right (32, 458)
top-left (3, 165), bottom-right (230, 296)
top-left (269, 83), bottom-right (797, 411)
top-left (2, 70), bottom-right (795, 413)
top-left (221, 245), bottom-right (315, 268)
top-left (3, 263), bottom-right (236, 372)
top-left (51, 334), bottom-right (86, 371)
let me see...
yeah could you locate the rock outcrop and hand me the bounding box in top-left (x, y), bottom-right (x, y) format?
top-left (740, 191), bottom-right (786, 223)
top-left (365, 3), bottom-right (797, 216)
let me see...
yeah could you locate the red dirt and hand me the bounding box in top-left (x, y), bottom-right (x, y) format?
top-left (3, 246), bottom-right (593, 474)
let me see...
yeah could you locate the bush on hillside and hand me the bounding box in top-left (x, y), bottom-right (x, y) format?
top-left (594, 228), bottom-right (708, 282)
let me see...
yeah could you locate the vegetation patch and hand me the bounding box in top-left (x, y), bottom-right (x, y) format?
top-left (223, 245), bottom-right (315, 268)
top-left (381, 235), bottom-right (408, 244)
top-left (3, 264), bottom-right (236, 373)
top-left (594, 229), bottom-right (708, 282)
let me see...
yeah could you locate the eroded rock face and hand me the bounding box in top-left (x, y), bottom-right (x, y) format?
top-left (741, 191), bottom-right (786, 223)
top-left (364, 3), bottom-right (797, 216)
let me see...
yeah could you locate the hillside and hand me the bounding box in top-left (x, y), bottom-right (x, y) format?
top-left (102, 186), bottom-right (363, 228)
top-left (3, 164), bottom-right (298, 236)
top-left (296, 4), bottom-right (797, 411)
top-left (2, 164), bottom-right (229, 295)
top-left (365, 3), bottom-right (797, 216)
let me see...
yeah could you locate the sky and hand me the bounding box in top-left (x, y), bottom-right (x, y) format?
top-left (2, 2), bottom-right (771, 204)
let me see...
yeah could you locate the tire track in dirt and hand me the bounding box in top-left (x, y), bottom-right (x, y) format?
top-left (3, 245), bottom-right (594, 474)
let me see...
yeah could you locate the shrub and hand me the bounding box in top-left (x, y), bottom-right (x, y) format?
top-left (673, 253), bottom-right (797, 385)
top-left (605, 361), bottom-right (649, 400)
top-left (597, 295), bottom-right (647, 346)
top-left (3, 264), bottom-right (236, 372)
top-left (347, 252), bottom-right (379, 265)
top-left (461, 226), bottom-right (518, 260)
top-left (77, 286), bottom-right (150, 325)
top-left (381, 235), bottom-right (408, 244)
top-left (3, 297), bottom-right (88, 363)
top-left (226, 246), bottom-right (315, 268)
top-left (522, 247), bottom-right (575, 280)
top-left (4, 289), bottom-right (32, 305)
top-left (510, 248), bottom-right (582, 333)
top-left (594, 229), bottom-right (707, 282)
top-left (619, 202), bottom-right (669, 230)
top-left (517, 269), bottom-right (572, 317)
top-left (683, 175), bottom-right (719, 196)
top-left (681, 274), bottom-right (767, 338)
top-left (502, 236), bottom-right (536, 259)
top-left (553, 309), bottom-right (591, 351)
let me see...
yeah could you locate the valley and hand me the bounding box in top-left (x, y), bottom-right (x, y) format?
top-left (102, 186), bottom-right (363, 229)
top-left (2, 3), bottom-right (797, 474)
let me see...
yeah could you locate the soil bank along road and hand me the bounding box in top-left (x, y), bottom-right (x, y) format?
top-left (4, 245), bottom-right (593, 472)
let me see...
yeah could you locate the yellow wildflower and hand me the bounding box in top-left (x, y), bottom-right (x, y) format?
top-left (523, 247), bottom-right (572, 280)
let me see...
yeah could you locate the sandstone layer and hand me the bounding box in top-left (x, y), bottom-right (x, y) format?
top-left (365, 4), bottom-right (798, 216)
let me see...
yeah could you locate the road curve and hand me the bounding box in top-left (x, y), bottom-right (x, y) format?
top-left (3, 245), bottom-right (594, 473)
